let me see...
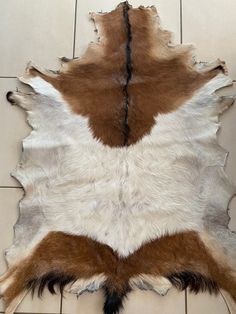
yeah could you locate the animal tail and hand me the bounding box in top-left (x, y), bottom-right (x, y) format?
top-left (103, 281), bottom-right (131, 314)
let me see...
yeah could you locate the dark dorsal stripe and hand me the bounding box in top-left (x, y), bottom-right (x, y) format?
top-left (122, 1), bottom-right (132, 146)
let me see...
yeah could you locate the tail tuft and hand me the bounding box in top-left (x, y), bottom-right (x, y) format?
top-left (103, 284), bottom-right (130, 314)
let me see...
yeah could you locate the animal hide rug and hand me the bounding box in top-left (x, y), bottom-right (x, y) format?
top-left (1, 2), bottom-right (236, 314)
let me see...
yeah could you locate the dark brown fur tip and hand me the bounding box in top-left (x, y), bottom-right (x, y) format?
top-left (166, 271), bottom-right (219, 295)
top-left (6, 91), bottom-right (15, 104)
top-left (26, 272), bottom-right (76, 297)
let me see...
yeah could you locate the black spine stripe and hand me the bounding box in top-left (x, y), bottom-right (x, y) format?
top-left (26, 272), bottom-right (76, 297)
top-left (122, 1), bottom-right (132, 146)
top-left (166, 271), bottom-right (219, 295)
top-left (103, 283), bottom-right (131, 314)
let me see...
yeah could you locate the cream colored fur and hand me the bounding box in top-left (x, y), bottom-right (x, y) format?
top-left (4, 71), bottom-right (235, 267)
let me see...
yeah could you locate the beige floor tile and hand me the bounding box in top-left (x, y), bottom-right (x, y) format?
top-left (187, 292), bottom-right (229, 314)
top-left (0, 79), bottom-right (31, 187)
top-left (0, 188), bottom-right (61, 313)
top-left (120, 289), bottom-right (185, 314)
top-left (62, 289), bottom-right (185, 314)
top-left (0, 0), bottom-right (75, 77)
top-left (74, 0), bottom-right (180, 57)
top-left (62, 291), bottom-right (104, 314)
top-left (229, 197), bottom-right (236, 232)
top-left (16, 292), bottom-right (61, 314)
top-left (182, 0), bottom-right (236, 79)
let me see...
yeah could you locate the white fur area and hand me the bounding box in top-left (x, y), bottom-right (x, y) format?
top-left (5, 72), bottom-right (236, 264)
top-left (66, 274), bottom-right (107, 296)
top-left (129, 275), bottom-right (172, 296)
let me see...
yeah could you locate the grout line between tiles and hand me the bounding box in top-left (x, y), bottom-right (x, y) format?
top-left (72, 0), bottom-right (78, 58)
top-left (0, 76), bottom-right (17, 78)
top-left (0, 186), bottom-right (22, 189)
top-left (180, 0), bottom-right (183, 44)
top-left (219, 290), bottom-right (231, 314)
top-left (185, 289), bottom-right (188, 314)
top-left (60, 292), bottom-right (63, 314)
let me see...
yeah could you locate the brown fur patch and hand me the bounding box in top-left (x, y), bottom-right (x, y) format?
top-left (2, 231), bottom-right (236, 307)
top-left (27, 3), bottom-right (224, 147)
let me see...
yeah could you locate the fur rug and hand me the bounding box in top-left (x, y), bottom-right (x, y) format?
top-left (1, 2), bottom-right (236, 314)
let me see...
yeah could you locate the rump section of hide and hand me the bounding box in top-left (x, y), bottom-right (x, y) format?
top-left (2, 231), bottom-right (236, 314)
top-left (1, 2), bottom-right (236, 314)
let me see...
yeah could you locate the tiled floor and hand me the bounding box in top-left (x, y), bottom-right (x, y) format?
top-left (0, 0), bottom-right (235, 313)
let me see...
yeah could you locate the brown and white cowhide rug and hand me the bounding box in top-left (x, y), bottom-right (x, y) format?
top-left (1, 2), bottom-right (236, 314)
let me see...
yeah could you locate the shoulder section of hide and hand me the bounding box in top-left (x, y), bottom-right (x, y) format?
top-left (18, 2), bottom-right (227, 148)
